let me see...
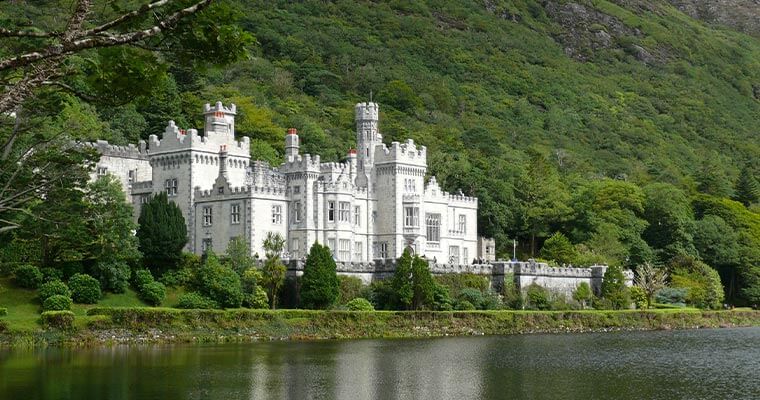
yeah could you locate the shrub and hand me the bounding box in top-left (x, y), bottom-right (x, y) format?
top-left (346, 297), bottom-right (375, 311)
top-left (13, 264), bottom-right (43, 289)
top-left (366, 280), bottom-right (396, 310)
top-left (247, 286), bottom-right (269, 309)
top-left (458, 288), bottom-right (485, 309)
top-left (139, 281), bottom-right (166, 306)
top-left (68, 273), bottom-right (102, 304)
top-left (629, 286), bottom-right (648, 309)
top-left (431, 282), bottom-right (454, 311)
top-left (41, 311), bottom-right (75, 330)
top-left (132, 269), bottom-right (155, 288)
top-left (434, 273), bottom-right (489, 298)
top-left (195, 254), bottom-right (243, 308)
top-left (540, 232), bottom-right (578, 264)
top-left (90, 260), bottom-right (131, 293)
top-left (176, 292), bottom-right (218, 309)
top-left (159, 267), bottom-right (193, 288)
top-left (241, 267), bottom-right (268, 308)
top-left (338, 276), bottom-right (365, 304)
top-left (572, 282), bottom-right (593, 309)
top-left (38, 280), bottom-right (71, 301)
top-left (669, 257), bottom-right (724, 309)
top-left (0, 308), bottom-right (7, 317)
top-left (601, 265), bottom-right (630, 310)
top-left (655, 287), bottom-right (688, 305)
top-left (525, 283), bottom-right (551, 310)
top-left (454, 300), bottom-right (476, 310)
top-left (43, 294), bottom-right (73, 311)
top-left (40, 267), bottom-right (64, 282)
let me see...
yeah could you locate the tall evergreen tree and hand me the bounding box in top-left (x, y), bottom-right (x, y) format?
top-left (300, 242), bottom-right (339, 309)
top-left (601, 265), bottom-right (630, 310)
top-left (136, 192), bottom-right (187, 275)
top-left (733, 165), bottom-right (760, 207)
top-left (390, 249), bottom-right (436, 310)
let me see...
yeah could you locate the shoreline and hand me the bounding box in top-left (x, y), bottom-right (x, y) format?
top-left (2, 308), bottom-right (759, 347)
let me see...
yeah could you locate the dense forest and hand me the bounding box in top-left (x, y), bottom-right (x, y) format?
top-left (1, 0), bottom-right (759, 305)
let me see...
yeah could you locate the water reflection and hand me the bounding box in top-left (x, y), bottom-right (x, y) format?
top-left (1, 327), bottom-right (759, 400)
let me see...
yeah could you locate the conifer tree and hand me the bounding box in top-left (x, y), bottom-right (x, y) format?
top-left (733, 165), bottom-right (760, 207)
top-left (136, 192), bottom-right (188, 275)
top-left (601, 265), bottom-right (630, 309)
top-left (300, 242), bottom-right (339, 309)
top-left (390, 249), bottom-right (435, 310)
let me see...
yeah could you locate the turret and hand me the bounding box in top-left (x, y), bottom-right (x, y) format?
top-left (203, 101), bottom-right (236, 136)
top-left (355, 102), bottom-right (382, 166)
top-left (285, 128), bottom-right (299, 162)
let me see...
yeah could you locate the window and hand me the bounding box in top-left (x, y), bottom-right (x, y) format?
top-left (231, 204), bottom-right (240, 224)
top-left (218, 186), bottom-right (224, 194)
top-left (327, 239), bottom-right (336, 257)
top-left (374, 242), bottom-right (388, 259)
top-left (203, 206), bottom-right (213, 226)
top-left (293, 201), bottom-right (302, 222)
top-left (140, 195), bottom-right (150, 204)
top-left (327, 201), bottom-right (335, 222)
top-left (165, 178), bottom-right (178, 196)
top-left (97, 166), bottom-right (108, 177)
top-left (272, 205), bottom-right (282, 224)
top-left (426, 213), bottom-right (441, 243)
top-left (448, 246), bottom-right (460, 264)
top-left (339, 239), bottom-right (350, 261)
top-left (291, 239), bottom-right (300, 259)
top-left (354, 206), bottom-right (361, 226)
top-left (404, 207), bottom-right (419, 227)
top-left (202, 238), bottom-right (213, 253)
top-left (128, 170), bottom-right (135, 183)
top-left (339, 202), bottom-right (350, 222)
top-left (463, 248), bottom-right (469, 265)
top-left (458, 215), bottom-right (467, 233)
top-left (404, 178), bottom-right (416, 192)
top-left (293, 186), bottom-right (300, 194)
top-left (354, 241), bottom-right (363, 260)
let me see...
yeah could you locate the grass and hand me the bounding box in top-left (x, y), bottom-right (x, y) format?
top-left (0, 277), bottom-right (183, 332)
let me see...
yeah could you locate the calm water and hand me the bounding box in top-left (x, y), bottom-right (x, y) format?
top-left (1, 328), bottom-right (759, 400)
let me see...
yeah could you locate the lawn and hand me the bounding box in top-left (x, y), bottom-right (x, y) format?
top-left (0, 277), bottom-right (184, 331)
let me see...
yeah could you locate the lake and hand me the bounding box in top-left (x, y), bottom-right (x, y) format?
top-left (1, 327), bottom-right (758, 399)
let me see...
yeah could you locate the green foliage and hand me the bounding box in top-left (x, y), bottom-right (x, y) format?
top-left (132, 269), bottom-right (155, 289)
top-left (434, 273), bottom-right (490, 298)
top-left (300, 243), bottom-right (340, 309)
top-left (540, 232), bottom-right (578, 265)
top-left (642, 183), bottom-right (696, 262)
top-left (431, 282), bottom-right (454, 311)
top-left (38, 280), bottom-right (71, 301)
top-left (338, 276), bottom-right (365, 305)
top-left (89, 260), bottom-right (131, 294)
top-left (226, 237), bottom-right (256, 276)
top-left (525, 283), bottom-right (551, 310)
top-left (669, 256), bottom-right (725, 309)
top-left (13, 265), bottom-right (43, 289)
top-left (345, 297), bottom-right (375, 311)
top-left (572, 282), bottom-right (593, 309)
top-left (40, 268), bottom-right (64, 283)
top-left (195, 252), bottom-right (243, 308)
top-left (390, 250), bottom-right (436, 310)
top-left (40, 311), bottom-right (75, 330)
top-left (176, 292), bottom-right (219, 309)
top-left (42, 295), bottom-right (72, 312)
top-left (260, 232), bottom-right (286, 309)
top-left (457, 288), bottom-right (486, 310)
top-left (139, 282), bottom-right (166, 307)
top-left (629, 286), bottom-right (648, 309)
top-left (455, 300), bottom-right (476, 311)
top-left (68, 273), bottom-right (102, 304)
top-left (0, 308), bottom-right (6, 317)
top-left (733, 165), bottom-right (760, 207)
top-left (656, 288), bottom-right (688, 305)
top-left (601, 265), bottom-right (630, 310)
top-left (241, 267), bottom-right (268, 308)
top-left (136, 192), bottom-right (188, 274)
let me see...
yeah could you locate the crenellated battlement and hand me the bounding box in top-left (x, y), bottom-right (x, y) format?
top-left (280, 153), bottom-right (322, 173)
top-left (374, 139), bottom-right (427, 166)
top-left (146, 120), bottom-right (250, 157)
top-left (355, 102), bottom-right (379, 121)
top-left (82, 140), bottom-right (148, 160)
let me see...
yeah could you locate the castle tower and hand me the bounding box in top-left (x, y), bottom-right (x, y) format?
top-left (285, 128), bottom-right (299, 162)
top-left (203, 101), bottom-right (236, 136)
top-left (355, 102), bottom-right (382, 166)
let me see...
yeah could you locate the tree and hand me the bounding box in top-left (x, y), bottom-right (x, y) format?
top-left (733, 165), bottom-right (759, 207)
top-left (226, 237), bottom-right (255, 276)
top-left (669, 256), bottom-right (724, 309)
top-left (540, 232), bottom-right (578, 265)
top-left (634, 262), bottom-right (667, 309)
top-left (601, 265), bottom-right (630, 309)
top-left (390, 249), bottom-right (435, 310)
top-left (260, 232), bottom-right (286, 309)
top-left (515, 151), bottom-right (571, 256)
top-left (642, 183), bottom-right (696, 262)
top-left (300, 242), bottom-right (339, 309)
top-left (572, 282), bottom-right (592, 309)
top-left (194, 251), bottom-right (242, 308)
top-left (136, 192), bottom-right (188, 274)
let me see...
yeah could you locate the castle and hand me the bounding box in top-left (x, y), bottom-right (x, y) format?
top-left (89, 100), bottom-right (632, 294)
top-left (88, 101), bottom-right (483, 264)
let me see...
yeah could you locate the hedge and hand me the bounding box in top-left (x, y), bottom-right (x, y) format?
top-left (41, 311), bottom-right (75, 330)
top-left (43, 295), bottom-right (73, 311)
